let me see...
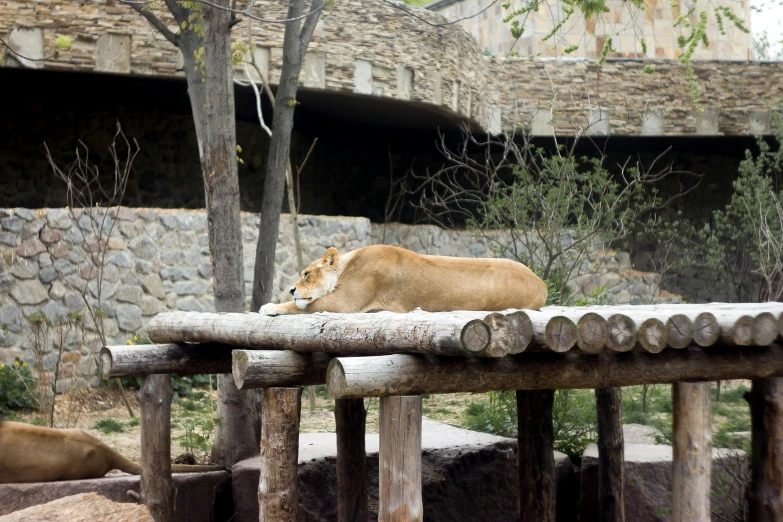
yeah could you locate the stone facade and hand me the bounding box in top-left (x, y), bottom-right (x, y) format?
top-left (1, 0), bottom-right (782, 136)
top-left (429, 0), bottom-right (752, 60)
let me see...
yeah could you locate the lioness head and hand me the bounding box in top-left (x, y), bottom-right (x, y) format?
top-left (289, 247), bottom-right (340, 310)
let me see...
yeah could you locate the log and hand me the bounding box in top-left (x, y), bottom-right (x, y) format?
top-left (517, 390), bottom-right (556, 522)
top-left (231, 350), bottom-right (333, 389)
top-left (482, 313), bottom-right (516, 357)
top-left (379, 396), bottom-right (422, 522)
top-left (527, 313), bottom-right (578, 352)
top-left (691, 312), bottom-right (720, 347)
top-left (100, 343), bottom-right (232, 378)
top-left (506, 311), bottom-right (534, 354)
top-left (595, 387), bottom-right (625, 522)
top-left (605, 311), bottom-right (691, 350)
top-left (326, 345), bottom-right (783, 398)
top-left (747, 377), bottom-right (783, 521)
top-left (753, 312), bottom-right (779, 346)
top-left (259, 387), bottom-right (301, 522)
top-left (517, 309), bottom-right (606, 353)
top-left (336, 399), bottom-right (368, 522)
top-left (574, 313), bottom-right (609, 354)
top-left (715, 313), bottom-right (754, 346)
top-left (597, 314), bottom-right (636, 353)
top-left (632, 317), bottom-right (668, 353)
top-left (140, 374), bottom-right (173, 522)
top-left (148, 311), bottom-right (501, 357)
top-left (672, 382), bottom-right (712, 522)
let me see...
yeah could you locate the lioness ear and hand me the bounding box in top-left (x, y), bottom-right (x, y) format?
top-left (322, 247), bottom-right (339, 267)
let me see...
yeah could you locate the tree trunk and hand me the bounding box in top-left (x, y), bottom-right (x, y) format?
top-left (595, 387), bottom-right (625, 522)
top-left (517, 390), bottom-right (556, 522)
top-left (379, 396), bottom-right (423, 522)
top-left (178, 0), bottom-right (257, 467)
top-left (336, 398), bottom-right (368, 522)
top-left (140, 374), bottom-right (173, 522)
top-left (251, 0), bottom-right (324, 310)
top-left (747, 377), bottom-right (783, 521)
top-left (672, 382), bottom-right (712, 522)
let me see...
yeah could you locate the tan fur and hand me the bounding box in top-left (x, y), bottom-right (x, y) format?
top-left (259, 245), bottom-right (547, 315)
top-left (0, 419), bottom-right (222, 483)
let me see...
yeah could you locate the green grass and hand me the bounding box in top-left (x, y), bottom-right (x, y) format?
top-left (92, 418), bottom-right (125, 434)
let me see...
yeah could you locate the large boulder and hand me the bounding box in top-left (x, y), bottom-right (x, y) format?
top-left (232, 419), bottom-right (579, 522)
top-left (0, 492), bottom-right (153, 522)
top-left (0, 471), bottom-right (232, 522)
top-left (579, 442), bottom-right (746, 522)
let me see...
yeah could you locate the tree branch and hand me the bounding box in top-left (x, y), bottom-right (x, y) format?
top-left (299, 0), bottom-right (325, 48)
top-left (129, 4), bottom-right (180, 46)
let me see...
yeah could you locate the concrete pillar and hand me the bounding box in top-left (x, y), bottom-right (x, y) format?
top-left (303, 52), bottom-right (326, 89)
top-left (432, 71), bottom-right (443, 105)
top-left (7, 28), bottom-right (44, 69)
top-left (463, 82), bottom-right (472, 118)
top-left (451, 81), bottom-right (460, 112)
top-left (249, 46), bottom-right (270, 83)
top-left (586, 107), bottom-right (610, 137)
top-left (96, 33), bottom-right (131, 74)
top-left (396, 66), bottom-right (413, 100)
top-left (695, 109), bottom-right (719, 135)
top-left (531, 109), bottom-right (554, 136)
top-left (354, 59), bottom-right (373, 95)
top-left (749, 110), bottom-right (772, 135)
top-left (487, 107), bottom-right (502, 135)
top-left (641, 109), bottom-right (665, 136)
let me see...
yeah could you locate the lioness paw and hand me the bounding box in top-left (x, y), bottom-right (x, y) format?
top-left (259, 303), bottom-right (279, 316)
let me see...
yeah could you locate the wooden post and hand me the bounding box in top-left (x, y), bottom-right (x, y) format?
top-left (517, 390), bottom-right (556, 522)
top-left (259, 387), bottom-right (302, 522)
top-left (595, 387), bottom-right (625, 522)
top-left (140, 374), bottom-right (174, 522)
top-left (672, 382), bottom-right (712, 522)
top-left (336, 398), bottom-right (368, 522)
top-left (379, 396), bottom-right (423, 522)
top-left (747, 377), bottom-right (783, 521)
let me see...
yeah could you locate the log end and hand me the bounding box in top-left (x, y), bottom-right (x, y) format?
top-left (666, 314), bottom-right (694, 349)
top-left (326, 358), bottom-right (348, 399)
top-left (732, 316), bottom-right (755, 346)
top-left (753, 312), bottom-right (779, 346)
top-left (505, 311), bottom-right (533, 354)
top-left (99, 347), bottom-right (113, 379)
top-left (575, 312), bottom-right (608, 354)
top-left (232, 350), bottom-right (249, 390)
top-left (545, 316), bottom-right (578, 353)
top-left (639, 318), bottom-right (667, 353)
top-left (606, 314), bottom-right (636, 353)
top-left (460, 320), bottom-right (493, 356)
top-left (692, 312), bottom-right (719, 347)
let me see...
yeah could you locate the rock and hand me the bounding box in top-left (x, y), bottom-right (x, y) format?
top-left (106, 251), bottom-right (133, 268)
top-left (10, 260), bottom-right (39, 279)
top-left (161, 250), bottom-right (185, 264)
top-left (598, 272), bottom-right (622, 290)
top-left (90, 281), bottom-right (117, 300)
top-left (0, 473), bottom-right (231, 522)
top-left (630, 282), bottom-right (649, 296)
top-left (64, 292), bottom-right (84, 312)
top-left (39, 226), bottom-right (62, 244)
top-left (176, 296), bottom-right (203, 312)
top-left (10, 280), bottom-right (49, 305)
top-left (0, 273), bottom-right (14, 292)
top-left (48, 281), bottom-right (68, 300)
top-left (38, 252), bottom-right (52, 267)
top-left (129, 236), bottom-right (156, 260)
top-left (53, 259), bottom-right (77, 276)
top-left (115, 304), bottom-right (142, 332)
top-left (197, 263), bottom-right (212, 278)
top-left (21, 219), bottom-right (46, 241)
top-left (140, 273), bottom-right (166, 299)
top-left (232, 421), bottom-right (578, 522)
top-left (0, 304), bottom-right (24, 332)
top-left (579, 443), bottom-right (745, 522)
top-left (107, 237), bottom-right (125, 250)
top-left (79, 264), bottom-right (97, 280)
top-left (103, 264), bottom-right (120, 283)
top-left (115, 285), bottom-right (143, 304)
top-left (165, 292), bottom-right (177, 309)
top-left (1, 216), bottom-right (24, 233)
top-left (15, 238), bottom-right (46, 258)
top-left (183, 246), bottom-right (201, 267)
top-left (46, 209), bottom-right (73, 230)
top-left (141, 296), bottom-right (163, 316)
top-left (0, 232), bottom-right (17, 247)
top-left (0, 492), bottom-right (154, 522)
top-left (622, 423), bottom-right (663, 445)
top-left (174, 280), bottom-right (209, 296)
top-left (113, 207), bottom-right (138, 221)
top-left (39, 267), bottom-right (59, 284)
top-left (42, 300), bottom-right (68, 323)
top-left (13, 208), bottom-right (36, 221)
top-left (49, 242), bottom-right (68, 259)
top-left (160, 214), bottom-right (178, 229)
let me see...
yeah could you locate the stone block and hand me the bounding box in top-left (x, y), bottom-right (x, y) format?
top-left (586, 107), bottom-right (610, 136)
top-left (15, 238), bottom-right (46, 258)
top-left (96, 33), bottom-right (131, 74)
top-left (531, 109), bottom-right (554, 136)
top-left (248, 45), bottom-right (270, 83)
top-left (396, 65), bottom-right (413, 100)
top-left (353, 59), bottom-right (373, 95)
top-left (641, 109), bottom-right (664, 135)
top-left (432, 70), bottom-right (443, 104)
top-left (696, 109), bottom-right (719, 135)
top-left (487, 106), bottom-right (502, 135)
top-left (749, 110), bottom-right (771, 135)
top-left (303, 52), bottom-right (326, 89)
top-left (7, 28), bottom-right (44, 69)
top-left (115, 304), bottom-right (142, 332)
top-left (1, 216), bottom-right (24, 233)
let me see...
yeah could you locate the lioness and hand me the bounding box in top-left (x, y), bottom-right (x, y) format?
top-left (259, 244), bottom-right (547, 315)
top-left (0, 417), bottom-right (221, 483)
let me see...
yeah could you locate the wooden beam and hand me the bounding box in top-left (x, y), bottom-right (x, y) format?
top-left (747, 377), bottom-right (783, 522)
top-left (259, 387), bottom-right (302, 522)
top-left (336, 399), bottom-right (368, 522)
top-left (379, 396), bottom-right (423, 522)
top-left (672, 382), bottom-right (712, 522)
top-left (100, 343), bottom-right (232, 378)
top-left (326, 345), bottom-right (783, 398)
top-left (231, 350), bottom-right (332, 389)
top-left (595, 387), bottom-right (625, 522)
top-left (517, 390), bottom-right (556, 522)
top-left (140, 374), bottom-right (173, 522)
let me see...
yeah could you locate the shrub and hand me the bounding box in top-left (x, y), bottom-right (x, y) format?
top-left (92, 418), bottom-right (125, 434)
top-left (0, 359), bottom-right (36, 415)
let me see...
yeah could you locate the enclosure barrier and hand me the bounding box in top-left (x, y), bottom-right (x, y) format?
top-left (100, 302), bottom-right (783, 522)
